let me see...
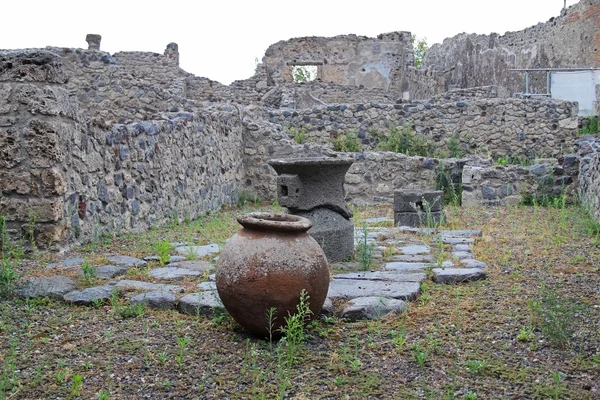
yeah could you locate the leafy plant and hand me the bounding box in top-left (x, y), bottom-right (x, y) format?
top-left (70, 374), bottom-right (83, 397)
top-left (0, 258), bottom-right (17, 297)
top-left (412, 341), bottom-right (429, 367)
top-left (176, 337), bottom-right (190, 366)
top-left (156, 240), bottom-right (171, 266)
top-left (279, 289), bottom-right (312, 368)
top-left (332, 132), bottom-right (362, 152)
top-left (516, 325), bottom-right (535, 342)
top-left (285, 125), bottom-right (309, 144)
top-left (529, 285), bottom-right (586, 349)
top-left (81, 258), bottom-right (96, 283)
top-left (448, 133), bottom-right (463, 158)
top-left (376, 123), bottom-right (434, 157)
top-left (355, 225), bottom-right (374, 270)
top-left (578, 116), bottom-right (599, 136)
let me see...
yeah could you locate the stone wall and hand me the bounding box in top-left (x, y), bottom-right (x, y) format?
top-left (265, 97), bottom-right (580, 158)
top-left (461, 157), bottom-right (580, 207)
top-left (424, 0), bottom-right (600, 96)
top-left (577, 135), bottom-right (600, 222)
top-left (0, 50), bottom-right (245, 249)
top-left (262, 32), bottom-right (414, 90)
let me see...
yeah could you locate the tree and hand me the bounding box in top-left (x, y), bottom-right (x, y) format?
top-left (292, 65), bottom-right (317, 83)
top-left (412, 35), bottom-right (428, 68)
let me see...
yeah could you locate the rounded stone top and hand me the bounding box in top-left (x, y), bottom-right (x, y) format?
top-left (267, 157), bottom-right (354, 167)
top-left (237, 212), bottom-right (312, 233)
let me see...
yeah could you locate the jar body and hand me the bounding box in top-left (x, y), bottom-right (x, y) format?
top-left (216, 213), bottom-right (329, 337)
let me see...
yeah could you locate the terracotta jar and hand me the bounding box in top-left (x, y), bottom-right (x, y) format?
top-left (216, 212), bottom-right (329, 337)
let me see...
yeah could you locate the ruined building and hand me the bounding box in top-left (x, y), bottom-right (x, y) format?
top-left (1, 0), bottom-right (599, 250)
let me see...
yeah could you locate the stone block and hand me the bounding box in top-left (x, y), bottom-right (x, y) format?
top-left (0, 171), bottom-right (31, 194)
top-left (297, 207), bottom-right (354, 262)
top-left (275, 174), bottom-right (304, 209)
top-left (0, 197), bottom-right (64, 222)
top-left (341, 297), bottom-right (407, 321)
top-left (393, 189), bottom-right (444, 213)
top-left (0, 50), bottom-right (68, 83)
top-left (394, 211), bottom-right (445, 228)
top-left (0, 128), bottom-right (23, 168)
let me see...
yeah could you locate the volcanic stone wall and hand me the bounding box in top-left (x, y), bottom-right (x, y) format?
top-left (265, 97), bottom-right (580, 158)
top-left (262, 32), bottom-right (414, 90)
top-left (423, 0), bottom-right (600, 96)
top-left (577, 136), bottom-right (600, 222)
top-left (0, 50), bottom-right (245, 249)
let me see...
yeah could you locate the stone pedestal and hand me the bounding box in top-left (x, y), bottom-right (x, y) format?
top-left (268, 157), bottom-right (354, 262)
top-left (394, 189), bottom-right (445, 227)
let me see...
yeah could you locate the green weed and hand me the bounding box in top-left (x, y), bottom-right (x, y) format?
top-left (332, 132), bottom-right (363, 152)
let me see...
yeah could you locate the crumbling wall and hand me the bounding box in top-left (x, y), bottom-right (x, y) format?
top-left (424, 0), bottom-right (600, 96)
top-left (0, 50), bottom-right (78, 248)
top-left (263, 32), bottom-right (414, 90)
top-left (0, 50), bottom-right (245, 249)
top-left (461, 157), bottom-right (580, 207)
top-left (577, 135), bottom-right (600, 222)
top-left (266, 97), bottom-right (580, 158)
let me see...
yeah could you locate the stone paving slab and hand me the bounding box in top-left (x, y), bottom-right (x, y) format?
top-left (432, 268), bottom-right (487, 284)
top-left (384, 262), bottom-right (428, 272)
top-left (113, 280), bottom-right (184, 293)
top-left (198, 281), bottom-right (217, 291)
top-left (46, 258), bottom-right (85, 269)
top-left (400, 244), bottom-right (430, 255)
top-left (149, 267), bottom-right (202, 280)
top-left (440, 237), bottom-right (475, 245)
top-left (78, 265), bottom-right (127, 279)
top-left (174, 244), bottom-right (220, 258)
top-left (168, 260), bottom-right (214, 272)
top-left (451, 251), bottom-right (474, 260)
top-left (106, 256), bottom-right (147, 268)
top-left (453, 244), bottom-right (472, 252)
top-left (461, 259), bottom-right (488, 269)
top-left (391, 254), bottom-right (433, 263)
top-left (178, 292), bottom-right (224, 316)
top-left (327, 279), bottom-right (420, 300)
top-left (333, 271), bottom-right (426, 283)
top-left (440, 229), bottom-right (482, 237)
top-left (130, 291), bottom-right (176, 310)
top-left (341, 297), bottom-right (407, 321)
top-left (18, 276), bottom-right (78, 300)
top-left (143, 255), bottom-right (187, 264)
top-left (63, 285), bottom-right (115, 305)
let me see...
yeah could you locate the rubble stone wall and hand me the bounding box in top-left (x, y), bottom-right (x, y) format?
top-left (0, 50), bottom-right (245, 249)
top-left (266, 97), bottom-right (580, 158)
top-left (577, 136), bottom-right (600, 223)
top-left (262, 32), bottom-right (414, 90)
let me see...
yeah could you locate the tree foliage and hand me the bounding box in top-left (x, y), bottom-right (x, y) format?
top-left (412, 35), bottom-right (428, 68)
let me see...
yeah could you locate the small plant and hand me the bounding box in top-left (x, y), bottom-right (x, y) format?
top-left (529, 284), bottom-right (586, 349)
top-left (279, 290), bottom-right (312, 368)
top-left (157, 352), bottom-right (168, 365)
top-left (285, 125), bottom-right (309, 144)
top-left (578, 116), bottom-right (599, 136)
top-left (355, 225), bottom-right (374, 270)
top-left (266, 306), bottom-right (277, 350)
top-left (176, 336), bottom-right (190, 366)
top-left (465, 360), bottom-right (488, 375)
top-left (448, 133), bottom-right (463, 158)
top-left (390, 328), bottom-right (407, 351)
top-left (376, 123), bottom-right (434, 157)
top-left (70, 374), bottom-right (83, 397)
top-left (516, 325), bottom-right (535, 342)
top-left (118, 302), bottom-right (145, 319)
top-left (332, 132), bottom-right (363, 152)
top-left (412, 341), bottom-right (429, 367)
top-left (463, 392), bottom-right (478, 400)
top-left (97, 391), bottom-right (110, 400)
top-left (81, 258), bottom-right (96, 283)
top-left (27, 212), bottom-right (38, 257)
top-left (156, 240), bottom-right (171, 266)
top-left (0, 257), bottom-right (17, 297)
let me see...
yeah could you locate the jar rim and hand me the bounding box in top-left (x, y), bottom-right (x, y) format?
top-left (237, 212), bottom-right (312, 233)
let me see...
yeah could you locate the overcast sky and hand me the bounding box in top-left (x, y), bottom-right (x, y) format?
top-left (0, 0), bottom-right (580, 84)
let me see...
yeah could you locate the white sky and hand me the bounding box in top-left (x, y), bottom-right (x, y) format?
top-left (0, 0), bottom-right (580, 85)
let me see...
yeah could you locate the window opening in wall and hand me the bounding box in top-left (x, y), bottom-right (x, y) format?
top-left (292, 65), bottom-right (318, 83)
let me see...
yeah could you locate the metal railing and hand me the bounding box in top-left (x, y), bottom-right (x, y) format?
top-left (511, 68), bottom-right (600, 98)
